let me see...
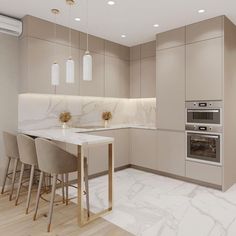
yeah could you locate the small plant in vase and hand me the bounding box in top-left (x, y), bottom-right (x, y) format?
top-left (102, 111), bottom-right (112, 128)
top-left (59, 112), bottom-right (72, 129)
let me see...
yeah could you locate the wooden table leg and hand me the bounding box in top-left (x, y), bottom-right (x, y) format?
top-left (77, 145), bottom-right (84, 227)
top-left (108, 143), bottom-right (114, 210)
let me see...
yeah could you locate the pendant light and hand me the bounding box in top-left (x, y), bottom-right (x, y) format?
top-left (66, 0), bottom-right (75, 83)
top-left (83, 0), bottom-right (92, 81)
top-left (51, 9), bottom-right (60, 90)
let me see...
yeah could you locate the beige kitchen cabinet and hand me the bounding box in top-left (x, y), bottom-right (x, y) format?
top-left (79, 50), bottom-right (105, 97)
top-left (156, 27), bottom-right (185, 50)
top-left (156, 46), bottom-right (185, 131)
top-left (105, 56), bottom-right (130, 98)
top-left (186, 16), bottom-right (223, 44)
top-left (141, 56), bottom-right (156, 98)
top-left (186, 161), bottom-right (222, 185)
top-left (20, 37), bottom-right (80, 95)
top-left (130, 129), bottom-right (157, 169)
top-left (186, 37), bottom-right (223, 101)
top-left (157, 130), bottom-right (185, 177)
top-left (130, 60), bottom-right (141, 98)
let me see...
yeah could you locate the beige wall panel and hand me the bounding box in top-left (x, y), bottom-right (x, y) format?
top-left (79, 50), bottom-right (105, 97)
top-left (130, 129), bottom-right (157, 169)
top-left (186, 37), bottom-right (223, 101)
top-left (156, 46), bottom-right (185, 131)
top-left (130, 60), bottom-right (141, 98)
top-left (105, 40), bottom-right (129, 60)
top-left (157, 131), bottom-right (185, 177)
top-left (140, 56), bottom-right (156, 98)
top-left (141, 40), bottom-right (156, 58)
top-left (186, 16), bottom-right (223, 44)
top-left (156, 27), bottom-right (185, 50)
top-left (186, 161), bottom-right (222, 185)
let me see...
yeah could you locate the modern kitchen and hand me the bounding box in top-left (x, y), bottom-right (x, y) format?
top-left (1, 0), bottom-right (236, 235)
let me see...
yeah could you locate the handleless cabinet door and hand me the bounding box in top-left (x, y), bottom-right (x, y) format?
top-left (141, 56), bottom-right (156, 98)
top-left (130, 60), bottom-right (141, 98)
top-left (156, 46), bottom-right (185, 131)
top-left (157, 130), bottom-right (185, 177)
top-left (130, 129), bottom-right (157, 169)
top-left (186, 37), bottom-right (223, 101)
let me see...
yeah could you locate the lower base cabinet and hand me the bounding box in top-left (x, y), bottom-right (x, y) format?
top-left (157, 130), bottom-right (185, 177)
top-left (130, 129), bottom-right (157, 169)
top-left (186, 161), bottom-right (222, 186)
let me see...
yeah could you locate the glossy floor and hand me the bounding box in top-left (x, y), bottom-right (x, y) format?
top-left (67, 168), bottom-right (236, 236)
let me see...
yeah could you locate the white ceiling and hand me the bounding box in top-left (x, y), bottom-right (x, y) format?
top-left (1, 0), bottom-right (236, 46)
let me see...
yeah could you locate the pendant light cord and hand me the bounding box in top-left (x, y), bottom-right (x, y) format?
top-left (86, 0), bottom-right (89, 53)
top-left (68, 4), bottom-right (72, 58)
top-left (54, 13), bottom-right (57, 63)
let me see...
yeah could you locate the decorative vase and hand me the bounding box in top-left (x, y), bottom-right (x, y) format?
top-left (104, 120), bottom-right (109, 128)
top-left (62, 122), bottom-right (67, 129)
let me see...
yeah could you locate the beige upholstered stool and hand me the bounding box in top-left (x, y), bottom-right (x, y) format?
top-left (34, 138), bottom-right (90, 232)
top-left (1, 132), bottom-right (20, 201)
top-left (15, 134), bottom-right (38, 213)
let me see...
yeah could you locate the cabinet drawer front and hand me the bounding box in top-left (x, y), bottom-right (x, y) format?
top-left (186, 161), bottom-right (222, 185)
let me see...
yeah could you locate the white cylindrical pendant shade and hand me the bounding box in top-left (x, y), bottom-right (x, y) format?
top-left (83, 53), bottom-right (92, 81)
top-left (51, 63), bottom-right (60, 86)
top-left (66, 58), bottom-right (75, 83)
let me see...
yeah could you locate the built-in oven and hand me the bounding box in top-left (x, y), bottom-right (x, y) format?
top-left (186, 101), bottom-right (222, 125)
top-left (186, 125), bottom-right (222, 165)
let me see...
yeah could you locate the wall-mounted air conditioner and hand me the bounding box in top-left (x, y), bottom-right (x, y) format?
top-left (0, 15), bottom-right (22, 37)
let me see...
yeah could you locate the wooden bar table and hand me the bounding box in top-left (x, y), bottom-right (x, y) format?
top-left (21, 128), bottom-right (114, 227)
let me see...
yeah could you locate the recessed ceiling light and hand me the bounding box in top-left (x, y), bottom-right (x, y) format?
top-left (198, 9), bottom-right (205, 13)
top-left (107, 1), bottom-right (115, 5)
top-left (75, 17), bottom-right (81, 21)
top-left (121, 34), bottom-right (126, 38)
top-left (153, 24), bottom-right (159, 28)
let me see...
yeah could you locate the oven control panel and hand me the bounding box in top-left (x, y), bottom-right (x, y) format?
top-left (185, 124), bottom-right (222, 133)
top-left (186, 101), bottom-right (222, 109)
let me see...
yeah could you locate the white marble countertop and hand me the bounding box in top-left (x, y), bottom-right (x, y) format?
top-left (21, 128), bottom-right (114, 146)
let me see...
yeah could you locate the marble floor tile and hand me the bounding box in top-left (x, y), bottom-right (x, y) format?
top-left (58, 168), bottom-right (236, 236)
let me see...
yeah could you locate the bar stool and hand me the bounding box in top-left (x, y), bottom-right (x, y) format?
top-left (15, 134), bottom-right (38, 213)
top-left (34, 138), bottom-right (90, 232)
top-left (1, 132), bottom-right (20, 201)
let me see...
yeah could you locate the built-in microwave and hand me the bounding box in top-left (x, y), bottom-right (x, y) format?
top-left (186, 101), bottom-right (222, 125)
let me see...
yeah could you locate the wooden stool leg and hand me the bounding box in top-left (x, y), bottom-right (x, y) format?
top-left (33, 171), bottom-right (44, 221)
top-left (47, 174), bottom-right (57, 232)
top-left (65, 173), bottom-right (69, 206)
top-left (9, 159), bottom-right (19, 201)
top-left (1, 157), bottom-right (11, 194)
top-left (26, 165), bottom-right (35, 214)
top-left (15, 163), bottom-right (25, 206)
top-left (61, 174), bottom-right (65, 204)
top-left (84, 158), bottom-right (90, 218)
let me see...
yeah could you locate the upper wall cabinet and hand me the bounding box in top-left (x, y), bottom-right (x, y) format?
top-left (130, 41), bottom-right (156, 98)
top-left (186, 16), bottom-right (223, 44)
top-left (156, 27), bottom-right (185, 50)
top-left (186, 37), bottom-right (223, 101)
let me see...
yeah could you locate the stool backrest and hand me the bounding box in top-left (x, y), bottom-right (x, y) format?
top-left (3, 131), bottom-right (19, 159)
top-left (17, 134), bottom-right (38, 166)
top-left (35, 138), bottom-right (77, 174)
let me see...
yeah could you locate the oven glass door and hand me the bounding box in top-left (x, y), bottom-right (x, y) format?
top-left (187, 109), bottom-right (220, 124)
top-left (187, 133), bottom-right (220, 163)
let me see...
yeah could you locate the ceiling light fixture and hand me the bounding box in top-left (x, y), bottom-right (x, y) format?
top-left (51, 9), bottom-right (60, 92)
top-left (153, 24), bottom-right (159, 28)
top-left (83, 0), bottom-right (92, 81)
top-left (198, 9), bottom-right (205, 13)
top-left (121, 34), bottom-right (126, 38)
top-left (66, 0), bottom-right (75, 84)
top-left (75, 17), bottom-right (81, 21)
top-left (107, 1), bottom-right (115, 5)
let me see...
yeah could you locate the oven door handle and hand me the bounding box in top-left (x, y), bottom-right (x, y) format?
top-left (188, 134), bottom-right (219, 139)
top-left (187, 109), bottom-right (219, 113)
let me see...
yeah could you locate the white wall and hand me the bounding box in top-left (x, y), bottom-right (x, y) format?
top-left (0, 33), bottom-right (19, 186)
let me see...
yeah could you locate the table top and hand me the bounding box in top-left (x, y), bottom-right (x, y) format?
top-left (21, 128), bottom-right (114, 146)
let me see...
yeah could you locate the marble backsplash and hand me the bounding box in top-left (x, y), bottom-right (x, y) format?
top-left (18, 94), bottom-right (156, 130)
